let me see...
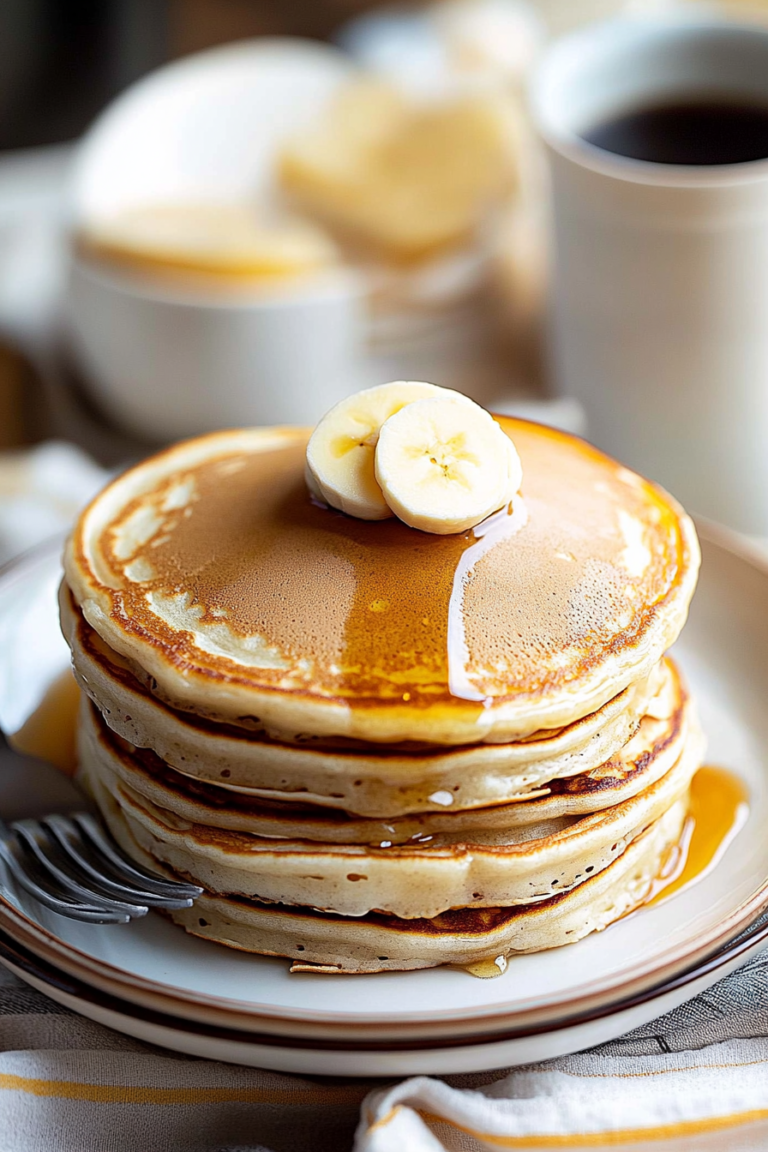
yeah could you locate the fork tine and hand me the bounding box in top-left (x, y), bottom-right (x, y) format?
top-left (72, 813), bottom-right (202, 902)
top-left (0, 809), bottom-right (201, 926)
top-left (43, 815), bottom-right (198, 910)
top-left (12, 821), bottom-right (149, 917)
top-left (0, 837), bottom-right (130, 924)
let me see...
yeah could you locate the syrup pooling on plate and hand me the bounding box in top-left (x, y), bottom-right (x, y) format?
top-left (7, 668), bottom-right (80, 776)
top-left (645, 766), bottom-right (749, 908)
top-left (455, 765), bottom-right (743, 977)
top-left (91, 420), bottom-right (686, 719)
top-left (461, 955), bottom-right (509, 979)
top-left (460, 768), bottom-right (746, 977)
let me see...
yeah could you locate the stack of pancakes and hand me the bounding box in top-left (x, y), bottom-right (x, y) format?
top-left (61, 419), bottom-right (702, 972)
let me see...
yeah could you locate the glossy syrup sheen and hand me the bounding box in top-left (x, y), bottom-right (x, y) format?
top-left (7, 669), bottom-right (80, 776)
top-left (644, 766), bottom-right (749, 908)
top-left (459, 766), bottom-right (747, 978)
top-left (462, 955), bottom-right (509, 979)
top-left (95, 420), bottom-right (686, 709)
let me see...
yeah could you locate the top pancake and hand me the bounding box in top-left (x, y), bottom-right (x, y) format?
top-left (64, 419), bottom-right (699, 745)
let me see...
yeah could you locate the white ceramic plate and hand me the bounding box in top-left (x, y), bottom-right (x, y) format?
top-left (1, 528), bottom-right (767, 1074)
top-left (1, 920), bottom-right (767, 1076)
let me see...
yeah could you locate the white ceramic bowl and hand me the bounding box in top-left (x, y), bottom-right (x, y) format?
top-left (65, 38), bottom-right (366, 441)
top-left (67, 258), bottom-right (366, 442)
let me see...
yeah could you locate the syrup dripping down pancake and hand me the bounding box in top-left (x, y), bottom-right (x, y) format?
top-left (77, 661), bottom-right (691, 842)
top-left (64, 420), bottom-right (699, 745)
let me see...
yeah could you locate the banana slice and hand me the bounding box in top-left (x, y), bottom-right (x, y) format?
top-left (374, 396), bottom-right (521, 534)
top-left (80, 204), bottom-right (337, 280)
top-left (306, 381), bottom-right (471, 519)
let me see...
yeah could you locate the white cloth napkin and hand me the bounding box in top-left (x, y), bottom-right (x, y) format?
top-left (0, 441), bottom-right (108, 565)
top-left (357, 1041), bottom-right (768, 1150)
top-left (2, 939), bottom-right (768, 1152)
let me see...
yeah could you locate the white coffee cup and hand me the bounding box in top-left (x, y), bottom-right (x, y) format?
top-left (531, 15), bottom-right (768, 534)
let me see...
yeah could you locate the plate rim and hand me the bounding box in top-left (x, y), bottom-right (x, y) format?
top-left (1, 523), bottom-right (768, 1033)
top-left (3, 869), bottom-right (768, 1039)
top-left (1, 912), bottom-right (767, 1053)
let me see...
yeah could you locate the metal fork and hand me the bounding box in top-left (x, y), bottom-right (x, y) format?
top-left (0, 811), bottom-right (201, 923)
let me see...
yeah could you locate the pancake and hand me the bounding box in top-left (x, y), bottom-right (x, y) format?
top-left (64, 585), bottom-right (678, 815)
top-left (63, 410), bottom-right (704, 970)
top-left (78, 717), bottom-right (703, 920)
top-left (90, 766), bottom-right (690, 970)
top-left (78, 660), bottom-right (692, 841)
top-left (63, 420), bottom-right (699, 746)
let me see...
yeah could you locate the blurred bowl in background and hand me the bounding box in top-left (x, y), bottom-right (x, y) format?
top-left (67, 257), bottom-right (364, 442)
top-left (335, 1), bottom-right (549, 395)
top-left (69, 37), bottom-right (354, 225)
top-left (65, 37), bottom-right (366, 441)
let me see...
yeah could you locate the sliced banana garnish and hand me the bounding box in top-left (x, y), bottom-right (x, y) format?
top-left (374, 396), bottom-right (521, 534)
top-left (305, 381), bottom-right (471, 520)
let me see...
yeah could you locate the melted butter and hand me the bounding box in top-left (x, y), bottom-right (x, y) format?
top-left (645, 766), bottom-right (749, 907)
top-left (7, 669), bottom-right (80, 776)
top-left (447, 499), bottom-right (528, 702)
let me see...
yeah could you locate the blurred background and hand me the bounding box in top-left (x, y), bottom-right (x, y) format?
top-left (0, 0), bottom-right (621, 151)
top-left (0, 0), bottom-right (766, 562)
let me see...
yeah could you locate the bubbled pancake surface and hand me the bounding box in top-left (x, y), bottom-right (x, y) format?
top-left (64, 420), bottom-right (699, 743)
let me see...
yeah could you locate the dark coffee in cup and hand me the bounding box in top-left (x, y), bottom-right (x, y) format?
top-left (582, 98), bottom-right (768, 165)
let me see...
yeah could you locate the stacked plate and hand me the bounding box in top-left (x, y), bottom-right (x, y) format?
top-left (0, 520), bottom-right (767, 1072)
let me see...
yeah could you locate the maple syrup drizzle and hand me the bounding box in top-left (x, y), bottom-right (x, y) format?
top-left (107, 419), bottom-right (683, 730)
top-left (461, 955), bottom-right (509, 979)
top-left (459, 766), bottom-right (748, 977)
top-left (644, 765), bottom-right (749, 908)
top-left (447, 499), bottom-right (529, 702)
top-left (7, 668), bottom-right (80, 776)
